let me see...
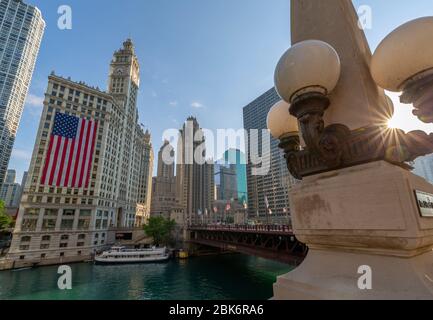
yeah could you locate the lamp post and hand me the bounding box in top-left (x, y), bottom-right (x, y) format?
top-left (270, 0), bottom-right (433, 300)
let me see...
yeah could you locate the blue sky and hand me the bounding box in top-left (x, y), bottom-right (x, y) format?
top-left (10, 0), bottom-right (433, 182)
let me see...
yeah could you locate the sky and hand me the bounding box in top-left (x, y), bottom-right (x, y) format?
top-left (9, 0), bottom-right (433, 183)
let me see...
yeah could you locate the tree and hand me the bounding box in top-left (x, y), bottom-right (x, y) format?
top-left (143, 216), bottom-right (176, 247)
top-left (0, 201), bottom-right (13, 231)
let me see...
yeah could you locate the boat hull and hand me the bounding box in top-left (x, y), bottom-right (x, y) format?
top-left (94, 255), bottom-right (170, 265)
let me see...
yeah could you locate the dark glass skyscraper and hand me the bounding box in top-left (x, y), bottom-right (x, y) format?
top-left (242, 88), bottom-right (296, 219)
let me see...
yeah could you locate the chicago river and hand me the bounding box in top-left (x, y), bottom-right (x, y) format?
top-left (0, 255), bottom-right (293, 300)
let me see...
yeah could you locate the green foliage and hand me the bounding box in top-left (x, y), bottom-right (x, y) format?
top-left (0, 201), bottom-right (13, 231)
top-left (143, 216), bottom-right (176, 246)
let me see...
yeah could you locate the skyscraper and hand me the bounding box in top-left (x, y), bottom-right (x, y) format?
top-left (151, 140), bottom-right (177, 218)
top-left (223, 149), bottom-right (248, 204)
top-left (135, 130), bottom-right (154, 226)
top-left (176, 117), bottom-right (214, 216)
top-left (214, 161), bottom-right (237, 201)
top-left (0, 0), bottom-right (45, 187)
top-left (243, 88), bottom-right (296, 220)
top-left (0, 169), bottom-right (22, 209)
top-left (7, 40), bottom-right (153, 267)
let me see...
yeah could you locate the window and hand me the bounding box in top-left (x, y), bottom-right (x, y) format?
top-left (59, 243), bottom-right (68, 248)
top-left (21, 219), bottom-right (37, 231)
top-left (19, 255), bottom-right (25, 260)
top-left (78, 234), bottom-right (86, 240)
top-left (40, 244), bottom-right (49, 249)
top-left (77, 219), bottom-right (90, 230)
top-left (42, 235), bottom-right (51, 241)
top-left (80, 209), bottom-right (91, 217)
top-left (60, 219), bottom-right (74, 230)
top-left (41, 254), bottom-right (46, 259)
top-left (60, 235), bottom-right (69, 240)
top-left (60, 252), bottom-right (65, 257)
top-left (19, 245), bottom-right (29, 251)
top-left (42, 219), bottom-right (56, 231)
top-left (63, 209), bottom-right (75, 216)
top-left (24, 208), bottom-right (40, 216)
top-left (21, 236), bottom-right (31, 242)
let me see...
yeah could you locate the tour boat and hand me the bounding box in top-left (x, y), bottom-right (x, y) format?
top-left (94, 246), bottom-right (170, 265)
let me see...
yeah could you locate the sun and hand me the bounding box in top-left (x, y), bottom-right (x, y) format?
top-left (387, 117), bottom-right (400, 129)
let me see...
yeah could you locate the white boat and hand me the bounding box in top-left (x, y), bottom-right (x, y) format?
top-left (94, 246), bottom-right (170, 265)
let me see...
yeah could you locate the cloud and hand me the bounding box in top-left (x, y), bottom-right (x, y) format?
top-left (26, 94), bottom-right (44, 108)
top-left (169, 101), bottom-right (178, 107)
top-left (191, 101), bottom-right (204, 109)
top-left (11, 149), bottom-right (32, 161)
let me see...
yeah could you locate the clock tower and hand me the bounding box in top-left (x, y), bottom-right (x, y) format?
top-left (107, 39), bottom-right (144, 224)
top-left (108, 38), bottom-right (140, 112)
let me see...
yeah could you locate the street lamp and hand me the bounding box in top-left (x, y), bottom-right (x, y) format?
top-left (269, 37), bottom-right (433, 181)
top-left (371, 17), bottom-right (433, 124)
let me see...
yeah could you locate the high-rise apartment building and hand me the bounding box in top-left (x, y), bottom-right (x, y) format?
top-left (7, 40), bottom-right (153, 267)
top-left (176, 117), bottom-right (214, 216)
top-left (243, 88), bottom-right (296, 220)
top-left (151, 140), bottom-right (177, 218)
top-left (0, 0), bottom-right (45, 187)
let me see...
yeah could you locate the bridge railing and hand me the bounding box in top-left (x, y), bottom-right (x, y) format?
top-left (189, 224), bottom-right (293, 233)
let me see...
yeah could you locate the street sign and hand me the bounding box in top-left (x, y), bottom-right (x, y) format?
top-left (414, 190), bottom-right (433, 218)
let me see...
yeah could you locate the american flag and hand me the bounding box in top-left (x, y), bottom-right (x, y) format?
top-left (41, 112), bottom-right (98, 188)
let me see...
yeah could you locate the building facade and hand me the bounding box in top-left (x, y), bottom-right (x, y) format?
top-left (175, 117), bottom-right (214, 217)
top-left (7, 40), bottom-right (153, 267)
top-left (214, 161), bottom-right (237, 201)
top-left (135, 130), bottom-right (154, 226)
top-left (0, 169), bottom-right (23, 210)
top-left (0, 0), bottom-right (45, 187)
top-left (150, 140), bottom-right (177, 219)
top-left (243, 88), bottom-right (296, 221)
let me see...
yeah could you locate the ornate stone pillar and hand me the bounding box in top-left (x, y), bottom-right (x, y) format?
top-left (273, 0), bottom-right (433, 299)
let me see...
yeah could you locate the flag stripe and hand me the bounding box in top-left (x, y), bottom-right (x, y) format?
top-left (41, 134), bottom-right (55, 185)
top-left (85, 121), bottom-right (98, 188)
top-left (56, 137), bottom-right (69, 186)
top-left (59, 139), bottom-right (72, 186)
top-left (71, 119), bottom-right (86, 188)
top-left (52, 137), bottom-right (66, 185)
top-left (66, 119), bottom-right (82, 187)
top-left (48, 136), bottom-right (62, 186)
top-left (78, 120), bottom-right (92, 188)
top-left (65, 139), bottom-right (76, 188)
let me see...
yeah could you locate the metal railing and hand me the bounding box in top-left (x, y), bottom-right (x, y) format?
top-left (189, 224), bottom-right (293, 234)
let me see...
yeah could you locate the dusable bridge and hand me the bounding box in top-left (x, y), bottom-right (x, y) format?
top-left (187, 225), bottom-right (307, 265)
